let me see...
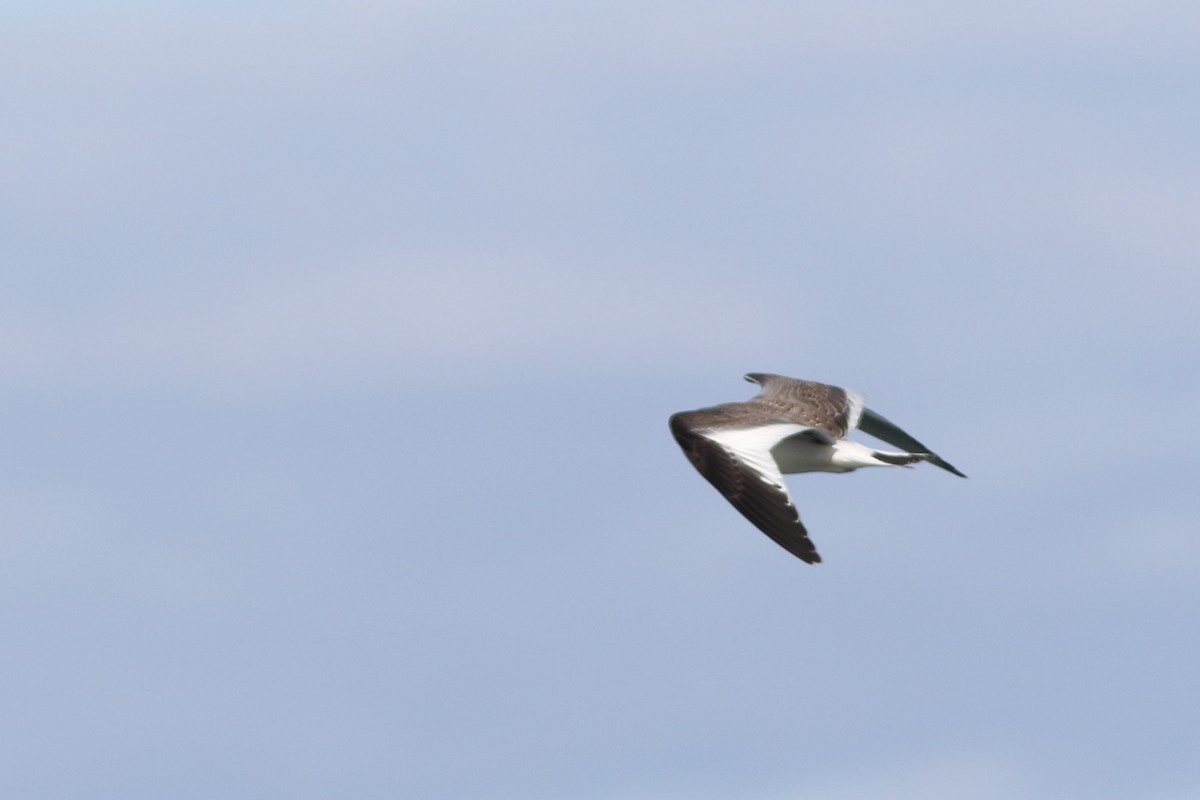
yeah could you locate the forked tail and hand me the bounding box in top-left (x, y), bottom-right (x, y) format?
top-left (872, 451), bottom-right (935, 467)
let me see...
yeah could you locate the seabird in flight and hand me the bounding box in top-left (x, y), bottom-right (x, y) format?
top-left (669, 373), bottom-right (965, 563)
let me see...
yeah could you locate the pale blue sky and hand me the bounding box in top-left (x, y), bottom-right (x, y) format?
top-left (2, 3), bottom-right (1198, 799)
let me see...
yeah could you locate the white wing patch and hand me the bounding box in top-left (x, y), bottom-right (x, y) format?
top-left (702, 423), bottom-right (815, 489)
top-left (843, 389), bottom-right (866, 430)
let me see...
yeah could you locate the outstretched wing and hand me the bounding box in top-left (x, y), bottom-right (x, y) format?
top-left (743, 373), bottom-right (863, 438)
top-left (669, 414), bottom-right (821, 564)
top-left (857, 408), bottom-right (966, 478)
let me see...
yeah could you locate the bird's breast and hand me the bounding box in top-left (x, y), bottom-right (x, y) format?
top-left (770, 436), bottom-right (845, 474)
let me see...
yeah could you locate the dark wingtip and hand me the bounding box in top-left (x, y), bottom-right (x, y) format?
top-left (931, 457), bottom-right (968, 478)
top-left (787, 548), bottom-right (821, 564)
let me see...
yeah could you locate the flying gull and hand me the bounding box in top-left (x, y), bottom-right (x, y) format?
top-left (669, 373), bottom-right (965, 564)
